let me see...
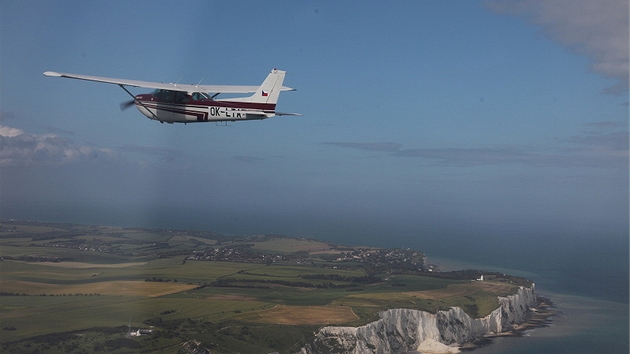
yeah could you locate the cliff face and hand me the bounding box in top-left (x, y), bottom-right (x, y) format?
top-left (298, 285), bottom-right (536, 354)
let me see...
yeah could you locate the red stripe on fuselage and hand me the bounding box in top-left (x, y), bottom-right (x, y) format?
top-left (135, 94), bottom-right (275, 111)
top-left (214, 100), bottom-right (276, 111)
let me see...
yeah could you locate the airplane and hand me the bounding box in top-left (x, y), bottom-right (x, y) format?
top-left (43, 69), bottom-right (299, 124)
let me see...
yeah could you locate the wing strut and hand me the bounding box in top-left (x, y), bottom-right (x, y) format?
top-left (117, 85), bottom-right (162, 122)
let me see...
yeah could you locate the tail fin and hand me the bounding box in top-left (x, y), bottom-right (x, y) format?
top-left (230, 69), bottom-right (286, 105)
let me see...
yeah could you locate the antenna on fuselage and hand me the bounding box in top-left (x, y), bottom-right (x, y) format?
top-left (170, 77), bottom-right (183, 89)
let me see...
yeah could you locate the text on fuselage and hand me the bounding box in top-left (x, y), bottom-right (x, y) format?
top-left (209, 106), bottom-right (243, 118)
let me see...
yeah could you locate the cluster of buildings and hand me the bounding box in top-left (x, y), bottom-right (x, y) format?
top-left (186, 247), bottom-right (311, 265)
top-left (334, 248), bottom-right (428, 271)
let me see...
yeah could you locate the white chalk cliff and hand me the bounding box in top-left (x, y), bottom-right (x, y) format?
top-left (298, 285), bottom-right (537, 354)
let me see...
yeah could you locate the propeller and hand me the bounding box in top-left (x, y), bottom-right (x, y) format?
top-left (119, 99), bottom-right (136, 111)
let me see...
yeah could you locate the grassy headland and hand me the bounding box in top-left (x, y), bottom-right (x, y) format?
top-left (0, 220), bottom-right (532, 354)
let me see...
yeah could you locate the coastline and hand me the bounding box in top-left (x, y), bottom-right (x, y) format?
top-left (425, 257), bottom-right (556, 352)
top-left (402, 296), bottom-right (555, 354)
top-left (459, 296), bottom-right (556, 352)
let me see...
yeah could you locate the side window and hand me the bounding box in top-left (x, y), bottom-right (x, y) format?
top-left (153, 89), bottom-right (164, 100)
top-left (162, 91), bottom-right (175, 102)
top-left (174, 92), bottom-right (189, 103)
top-left (153, 89), bottom-right (174, 102)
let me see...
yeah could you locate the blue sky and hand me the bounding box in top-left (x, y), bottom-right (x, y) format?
top-left (1, 1), bottom-right (628, 250)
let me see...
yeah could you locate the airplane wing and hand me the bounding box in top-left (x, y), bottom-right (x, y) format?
top-left (43, 71), bottom-right (295, 94)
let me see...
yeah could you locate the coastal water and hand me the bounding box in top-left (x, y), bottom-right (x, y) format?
top-left (471, 296), bottom-right (628, 354)
top-left (396, 224), bottom-right (629, 354)
top-left (431, 259), bottom-right (629, 354)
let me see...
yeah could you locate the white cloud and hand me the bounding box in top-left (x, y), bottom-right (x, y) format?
top-left (0, 125), bottom-right (24, 138)
top-left (486, 0), bottom-right (629, 93)
top-left (0, 125), bottom-right (116, 166)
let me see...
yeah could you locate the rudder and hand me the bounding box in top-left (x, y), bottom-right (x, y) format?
top-left (231, 69), bottom-right (286, 105)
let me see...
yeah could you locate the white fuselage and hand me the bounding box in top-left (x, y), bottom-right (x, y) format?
top-left (134, 91), bottom-right (275, 124)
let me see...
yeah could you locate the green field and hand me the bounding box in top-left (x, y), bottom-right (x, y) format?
top-left (0, 221), bottom-right (529, 354)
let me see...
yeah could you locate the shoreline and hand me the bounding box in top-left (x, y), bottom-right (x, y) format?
top-left (459, 296), bottom-right (556, 352)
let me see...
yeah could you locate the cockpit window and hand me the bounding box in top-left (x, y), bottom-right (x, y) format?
top-left (150, 90), bottom-right (213, 103)
top-left (151, 89), bottom-right (196, 103)
top-left (152, 89), bottom-right (175, 102)
top-left (174, 91), bottom-right (189, 103)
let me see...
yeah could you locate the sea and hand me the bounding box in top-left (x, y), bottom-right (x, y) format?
top-left (427, 258), bottom-right (629, 354)
top-left (416, 227), bottom-right (629, 354)
top-left (4, 206), bottom-right (629, 353)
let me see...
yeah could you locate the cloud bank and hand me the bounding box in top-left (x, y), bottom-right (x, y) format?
top-left (0, 125), bottom-right (116, 166)
top-left (486, 0), bottom-right (629, 94)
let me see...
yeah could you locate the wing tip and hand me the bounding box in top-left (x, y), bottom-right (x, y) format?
top-left (43, 71), bottom-right (62, 77)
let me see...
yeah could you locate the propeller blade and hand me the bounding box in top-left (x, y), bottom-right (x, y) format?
top-left (119, 100), bottom-right (135, 111)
